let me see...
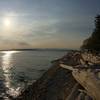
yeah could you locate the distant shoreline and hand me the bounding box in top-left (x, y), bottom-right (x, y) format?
top-left (0, 48), bottom-right (73, 51)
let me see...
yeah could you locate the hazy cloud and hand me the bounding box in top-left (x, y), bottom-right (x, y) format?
top-left (0, 0), bottom-right (99, 49)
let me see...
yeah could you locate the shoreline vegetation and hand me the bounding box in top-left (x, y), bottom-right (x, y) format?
top-left (81, 15), bottom-right (100, 51)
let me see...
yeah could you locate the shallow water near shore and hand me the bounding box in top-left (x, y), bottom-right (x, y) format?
top-left (0, 50), bottom-right (67, 98)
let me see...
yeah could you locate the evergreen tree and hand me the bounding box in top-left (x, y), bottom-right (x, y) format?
top-left (81, 15), bottom-right (100, 51)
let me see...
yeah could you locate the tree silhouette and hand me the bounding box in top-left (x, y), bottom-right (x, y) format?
top-left (81, 15), bottom-right (100, 51)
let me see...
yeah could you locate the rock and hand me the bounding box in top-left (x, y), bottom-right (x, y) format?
top-left (15, 61), bottom-right (77, 100)
top-left (15, 51), bottom-right (99, 100)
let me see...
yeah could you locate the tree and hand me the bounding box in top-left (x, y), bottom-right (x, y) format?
top-left (81, 15), bottom-right (100, 51)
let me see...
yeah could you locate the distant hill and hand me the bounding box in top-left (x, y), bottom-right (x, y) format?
top-left (81, 15), bottom-right (100, 51)
top-left (0, 48), bottom-right (69, 51)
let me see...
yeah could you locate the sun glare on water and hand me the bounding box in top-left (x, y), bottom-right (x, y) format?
top-left (1, 51), bottom-right (20, 97)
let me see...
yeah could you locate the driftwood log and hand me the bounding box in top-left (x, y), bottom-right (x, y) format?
top-left (60, 59), bottom-right (100, 100)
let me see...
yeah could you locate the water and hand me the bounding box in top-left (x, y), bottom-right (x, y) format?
top-left (0, 50), bottom-right (67, 98)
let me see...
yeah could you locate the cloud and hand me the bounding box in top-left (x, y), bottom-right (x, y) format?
top-left (0, 39), bottom-right (31, 49)
top-left (0, 16), bottom-right (93, 49)
top-left (18, 42), bottom-right (30, 46)
top-left (0, 12), bottom-right (33, 18)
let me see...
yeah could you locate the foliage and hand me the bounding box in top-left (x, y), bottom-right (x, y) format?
top-left (81, 15), bottom-right (100, 51)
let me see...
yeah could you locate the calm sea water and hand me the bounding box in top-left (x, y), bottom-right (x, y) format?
top-left (0, 50), bottom-right (67, 97)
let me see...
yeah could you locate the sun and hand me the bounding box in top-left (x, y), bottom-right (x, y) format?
top-left (4, 18), bottom-right (11, 27)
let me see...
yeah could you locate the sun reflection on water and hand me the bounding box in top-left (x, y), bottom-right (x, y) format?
top-left (2, 51), bottom-right (20, 97)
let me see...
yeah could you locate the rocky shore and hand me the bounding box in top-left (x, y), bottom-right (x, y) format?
top-left (14, 50), bottom-right (100, 100)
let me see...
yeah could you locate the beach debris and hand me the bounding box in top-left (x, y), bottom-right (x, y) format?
top-left (60, 51), bottom-right (100, 100)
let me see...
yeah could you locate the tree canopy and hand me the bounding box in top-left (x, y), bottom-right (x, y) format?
top-left (81, 15), bottom-right (100, 51)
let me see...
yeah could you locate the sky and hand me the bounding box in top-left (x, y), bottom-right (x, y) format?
top-left (0, 0), bottom-right (100, 50)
